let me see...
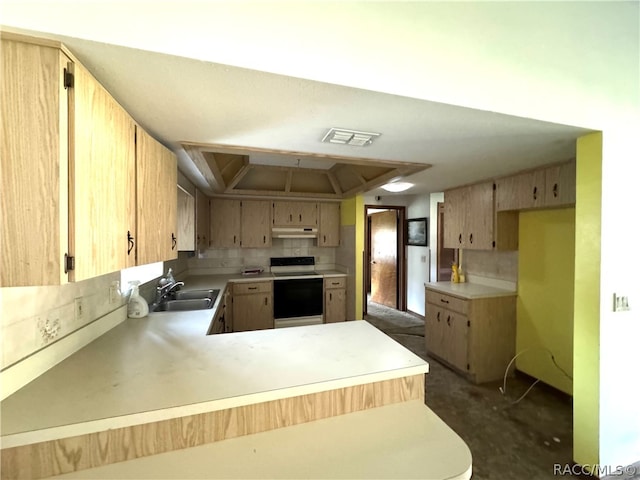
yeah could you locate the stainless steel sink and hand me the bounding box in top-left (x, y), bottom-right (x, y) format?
top-left (171, 289), bottom-right (219, 301)
top-left (153, 297), bottom-right (215, 312)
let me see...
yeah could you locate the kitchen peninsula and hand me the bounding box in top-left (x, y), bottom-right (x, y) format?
top-left (1, 298), bottom-right (472, 479)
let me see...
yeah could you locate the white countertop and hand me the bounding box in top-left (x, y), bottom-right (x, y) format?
top-left (49, 400), bottom-right (472, 480)
top-left (425, 281), bottom-right (517, 299)
top-left (1, 319), bottom-right (428, 447)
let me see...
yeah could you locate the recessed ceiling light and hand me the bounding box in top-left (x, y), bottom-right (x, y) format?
top-left (381, 182), bottom-right (414, 193)
top-left (322, 128), bottom-right (381, 146)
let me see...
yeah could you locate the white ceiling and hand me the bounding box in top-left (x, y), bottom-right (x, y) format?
top-left (4, 1), bottom-right (627, 197)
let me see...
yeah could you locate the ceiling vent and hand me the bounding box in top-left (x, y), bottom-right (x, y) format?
top-left (322, 128), bottom-right (381, 146)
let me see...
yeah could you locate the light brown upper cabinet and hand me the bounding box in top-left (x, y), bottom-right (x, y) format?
top-left (272, 201), bottom-right (318, 227)
top-left (195, 189), bottom-right (210, 250)
top-left (241, 200), bottom-right (272, 248)
top-left (177, 186), bottom-right (195, 251)
top-left (1, 34), bottom-right (136, 286)
top-left (318, 203), bottom-right (341, 247)
top-left (444, 183), bottom-right (495, 250)
top-left (135, 127), bottom-right (178, 264)
top-left (210, 198), bottom-right (241, 248)
top-left (496, 159), bottom-right (576, 212)
top-left (444, 182), bottom-right (518, 251)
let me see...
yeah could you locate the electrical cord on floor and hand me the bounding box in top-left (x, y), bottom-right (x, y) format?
top-left (499, 347), bottom-right (573, 405)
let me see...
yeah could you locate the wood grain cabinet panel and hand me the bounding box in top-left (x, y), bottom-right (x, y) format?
top-left (1, 38), bottom-right (70, 286)
top-left (443, 187), bottom-right (467, 249)
top-left (210, 199), bottom-right (241, 248)
top-left (272, 201), bottom-right (318, 227)
top-left (544, 160), bottom-right (576, 207)
top-left (318, 203), bottom-right (341, 247)
top-left (71, 62), bottom-right (137, 280)
top-left (241, 200), bottom-right (272, 248)
top-left (425, 287), bottom-right (516, 383)
top-left (195, 189), bottom-right (210, 249)
top-left (324, 277), bottom-right (346, 323)
top-left (135, 127), bottom-right (178, 264)
top-left (464, 182), bottom-right (494, 250)
top-left (232, 281), bottom-right (273, 332)
top-left (177, 187), bottom-right (195, 251)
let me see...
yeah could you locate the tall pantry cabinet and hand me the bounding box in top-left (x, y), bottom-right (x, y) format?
top-left (1, 32), bottom-right (178, 287)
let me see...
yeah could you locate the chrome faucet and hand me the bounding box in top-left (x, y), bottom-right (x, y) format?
top-left (154, 279), bottom-right (184, 305)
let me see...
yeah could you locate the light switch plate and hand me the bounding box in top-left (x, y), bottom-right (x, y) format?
top-left (74, 298), bottom-right (86, 321)
top-left (613, 293), bottom-right (630, 312)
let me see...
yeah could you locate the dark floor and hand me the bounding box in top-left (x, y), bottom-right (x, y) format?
top-left (365, 301), bottom-right (583, 480)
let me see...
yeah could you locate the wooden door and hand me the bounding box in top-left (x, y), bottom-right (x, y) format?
top-left (425, 304), bottom-right (446, 359)
top-left (71, 62), bottom-right (137, 279)
top-left (136, 127), bottom-right (178, 264)
top-left (195, 189), bottom-right (210, 249)
top-left (437, 203), bottom-right (457, 281)
top-left (233, 293), bottom-right (273, 331)
top-left (1, 39), bottom-right (70, 286)
top-left (210, 199), bottom-right (241, 248)
top-left (319, 203), bottom-right (340, 247)
top-left (443, 187), bottom-right (466, 249)
top-left (177, 187), bottom-right (195, 251)
top-left (369, 210), bottom-right (397, 308)
top-left (297, 202), bottom-right (318, 227)
top-left (465, 182), bottom-right (494, 250)
top-left (545, 160), bottom-right (576, 206)
top-left (444, 311), bottom-right (469, 372)
top-left (241, 200), bottom-right (271, 248)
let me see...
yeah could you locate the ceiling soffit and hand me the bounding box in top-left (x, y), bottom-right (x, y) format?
top-left (182, 143), bottom-right (430, 199)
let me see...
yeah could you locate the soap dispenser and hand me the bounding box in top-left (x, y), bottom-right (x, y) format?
top-left (127, 281), bottom-right (149, 318)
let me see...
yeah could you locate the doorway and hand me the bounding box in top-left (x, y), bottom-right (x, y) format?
top-left (436, 202), bottom-right (458, 281)
top-left (364, 205), bottom-right (407, 316)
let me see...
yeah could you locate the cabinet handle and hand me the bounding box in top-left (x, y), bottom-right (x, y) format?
top-left (233, 235), bottom-right (237, 244)
top-left (553, 183), bottom-right (559, 197)
top-left (331, 282), bottom-right (339, 286)
top-left (469, 233), bottom-right (473, 244)
top-left (263, 235), bottom-right (266, 243)
top-left (289, 214), bottom-right (292, 221)
top-left (171, 233), bottom-right (177, 250)
top-left (248, 286), bottom-right (258, 290)
top-left (447, 315), bottom-right (451, 326)
top-left (440, 298), bottom-right (449, 304)
top-left (127, 231), bottom-right (135, 255)
top-left (458, 233), bottom-right (462, 244)
top-left (264, 297), bottom-right (268, 305)
top-left (299, 214), bottom-right (302, 222)
top-left (330, 292), bottom-right (332, 301)
top-left (324, 235), bottom-right (327, 243)
top-left (196, 235), bottom-right (200, 245)
top-left (533, 186), bottom-right (538, 200)
top-left (436, 311), bottom-right (440, 322)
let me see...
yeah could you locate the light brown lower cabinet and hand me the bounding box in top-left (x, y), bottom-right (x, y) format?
top-left (324, 277), bottom-right (347, 323)
top-left (425, 288), bottom-right (516, 383)
top-left (231, 281), bottom-right (274, 332)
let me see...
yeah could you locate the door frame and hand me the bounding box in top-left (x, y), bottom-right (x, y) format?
top-left (363, 204), bottom-right (407, 316)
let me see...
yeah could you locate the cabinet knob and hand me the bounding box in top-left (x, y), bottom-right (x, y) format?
top-left (264, 297), bottom-right (268, 305)
top-left (553, 183), bottom-right (559, 197)
top-left (458, 233), bottom-right (462, 244)
top-left (440, 298), bottom-right (449, 304)
top-left (469, 233), bottom-right (473, 244)
top-left (171, 233), bottom-right (177, 250)
top-left (329, 292), bottom-right (332, 301)
top-left (533, 186), bottom-right (538, 200)
top-left (446, 315), bottom-right (451, 326)
top-left (437, 311), bottom-right (440, 322)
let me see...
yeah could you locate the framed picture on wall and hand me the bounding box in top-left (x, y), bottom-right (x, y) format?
top-left (407, 217), bottom-right (428, 246)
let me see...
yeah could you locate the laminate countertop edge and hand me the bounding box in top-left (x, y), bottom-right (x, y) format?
top-left (425, 281), bottom-right (517, 299)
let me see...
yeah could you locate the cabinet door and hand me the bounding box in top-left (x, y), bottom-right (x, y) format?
top-left (136, 127), bottom-right (178, 264)
top-left (496, 170), bottom-right (545, 211)
top-left (210, 199), bottom-right (241, 248)
top-left (443, 311), bottom-right (469, 372)
top-left (195, 189), bottom-right (210, 249)
top-left (273, 201), bottom-right (318, 227)
top-left (325, 288), bottom-right (346, 323)
top-left (465, 182), bottom-right (494, 250)
top-left (318, 203), bottom-right (340, 247)
top-left (1, 39), bottom-right (70, 286)
top-left (177, 187), bottom-right (195, 251)
top-left (241, 200), bottom-right (272, 248)
top-left (71, 62), bottom-right (137, 279)
top-left (425, 304), bottom-right (447, 359)
top-left (443, 188), bottom-right (466, 249)
top-left (545, 160), bottom-right (576, 207)
top-left (233, 293), bottom-right (273, 331)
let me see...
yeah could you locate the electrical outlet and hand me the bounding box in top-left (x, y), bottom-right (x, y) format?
top-left (613, 293), bottom-right (630, 312)
top-left (74, 298), bottom-right (86, 321)
top-left (109, 281), bottom-right (121, 304)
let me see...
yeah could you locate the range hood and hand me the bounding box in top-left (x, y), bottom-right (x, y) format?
top-left (272, 227), bottom-right (318, 239)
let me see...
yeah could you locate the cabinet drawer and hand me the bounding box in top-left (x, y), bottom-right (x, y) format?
top-left (426, 290), bottom-right (468, 315)
top-left (232, 281), bottom-right (273, 295)
top-left (324, 277), bottom-right (346, 289)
